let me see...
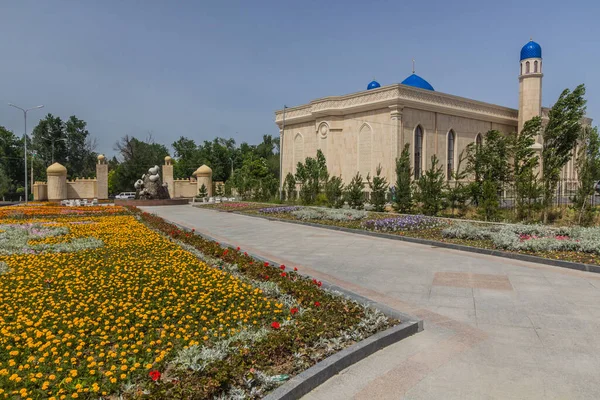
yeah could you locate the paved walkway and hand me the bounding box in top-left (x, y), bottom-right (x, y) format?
top-left (142, 205), bottom-right (600, 399)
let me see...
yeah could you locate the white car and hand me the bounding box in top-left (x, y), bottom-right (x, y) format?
top-left (115, 192), bottom-right (136, 200)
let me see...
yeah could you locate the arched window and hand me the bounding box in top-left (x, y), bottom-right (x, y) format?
top-left (475, 133), bottom-right (483, 148)
top-left (447, 130), bottom-right (455, 180)
top-left (526, 61), bottom-right (530, 74)
top-left (358, 124), bottom-right (372, 178)
top-left (293, 133), bottom-right (304, 172)
top-left (414, 125), bottom-right (423, 179)
top-left (534, 60), bottom-right (538, 73)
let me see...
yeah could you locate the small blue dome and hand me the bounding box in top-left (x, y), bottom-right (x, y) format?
top-left (520, 40), bottom-right (542, 60)
top-left (401, 74), bottom-right (434, 91)
top-left (367, 80), bottom-right (381, 90)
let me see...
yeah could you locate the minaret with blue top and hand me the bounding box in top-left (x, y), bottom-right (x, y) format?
top-left (518, 39), bottom-right (543, 133)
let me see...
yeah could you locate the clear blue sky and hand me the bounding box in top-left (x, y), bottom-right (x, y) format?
top-left (1, 0), bottom-right (598, 157)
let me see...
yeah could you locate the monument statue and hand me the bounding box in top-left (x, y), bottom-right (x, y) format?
top-left (134, 165), bottom-right (170, 200)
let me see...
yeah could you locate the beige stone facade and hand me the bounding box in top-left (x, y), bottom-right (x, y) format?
top-left (276, 84), bottom-right (522, 186)
top-left (275, 43), bottom-right (591, 190)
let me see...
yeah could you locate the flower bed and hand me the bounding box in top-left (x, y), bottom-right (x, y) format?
top-left (290, 207), bottom-right (369, 221)
top-left (442, 223), bottom-right (600, 255)
top-left (0, 206), bottom-right (394, 399)
top-left (258, 206), bottom-right (301, 214)
top-left (362, 215), bottom-right (446, 232)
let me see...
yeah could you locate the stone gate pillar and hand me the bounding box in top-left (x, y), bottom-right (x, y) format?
top-left (163, 156), bottom-right (174, 199)
top-left (96, 154), bottom-right (108, 200)
top-left (47, 162), bottom-right (67, 201)
top-left (193, 165), bottom-right (213, 197)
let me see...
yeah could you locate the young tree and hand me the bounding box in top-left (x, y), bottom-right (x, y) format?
top-left (284, 172), bottom-right (296, 202)
top-left (513, 117), bottom-right (543, 221)
top-left (574, 125), bottom-right (600, 225)
top-left (295, 150), bottom-right (329, 205)
top-left (325, 176), bottom-right (344, 208)
top-left (393, 144), bottom-right (413, 213)
top-left (445, 150), bottom-right (470, 216)
top-left (215, 184), bottom-right (224, 197)
top-left (367, 164), bottom-right (389, 212)
top-left (345, 172), bottom-right (365, 210)
top-left (466, 130), bottom-right (511, 206)
top-left (478, 179), bottom-right (500, 221)
top-left (415, 155), bottom-right (445, 216)
top-left (0, 166), bottom-right (9, 200)
top-left (197, 184), bottom-right (208, 199)
top-left (542, 84), bottom-right (587, 222)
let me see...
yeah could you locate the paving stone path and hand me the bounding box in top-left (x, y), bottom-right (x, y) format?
top-left (142, 205), bottom-right (600, 399)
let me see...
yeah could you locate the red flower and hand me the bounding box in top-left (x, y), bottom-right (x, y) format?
top-left (237, 247), bottom-right (241, 251)
top-left (223, 249), bottom-right (229, 256)
top-left (312, 278), bottom-right (317, 284)
top-left (271, 321), bottom-right (281, 329)
top-left (244, 252), bottom-right (248, 256)
top-left (294, 267), bottom-right (298, 271)
top-left (279, 265), bottom-right (286, 270)
top-left (314, 301), bottom-right (321, 307)
top-left (290, 307), bottom-right (299, 315)
top-left (191, 228), bottom-right (195, 233)
top-left (264, 262), bottom-right (270, 267)
top-left (280, 272), bottom-right (286, 277)
top-left (264, 275), bottom-right (269, 280)
top-left (317, 281), bottom-right (322, 287)
top-left (149, 370), bottom-right (161, 381)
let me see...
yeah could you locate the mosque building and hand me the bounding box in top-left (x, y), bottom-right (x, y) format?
top-left (275, 39), bottom-right (591, 189)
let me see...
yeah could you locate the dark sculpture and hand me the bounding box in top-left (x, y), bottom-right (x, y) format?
top-left (134, 165), bottom-right (170, 200)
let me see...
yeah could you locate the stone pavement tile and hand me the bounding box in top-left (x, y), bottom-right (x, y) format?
top-left (475, 307), bottom-right (534, 328)
top-left (540, 370), bottom-right (600, 400)
top-left (426, 294), bottom-right (475, 309)
top-left (456, 340), bottom-right (541, 368)
top-left (428, 306), bottom-right (477, 325)
top-left (476, 323), bottom-right (544, 347)
top-left (302, 330), bottom-right (451, 400)
top-left (535, 327), bottom-right (600, 351)
top-left (404, 360), bottom-right (547, 400)
top-left (536, 347), bottom-right (600, 376)
top-left (528, 313), bottom-right (600, 333)
top-left (428, 285), bottom-right (473, 298)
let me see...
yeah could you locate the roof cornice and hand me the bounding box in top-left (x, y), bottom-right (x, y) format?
top-left (275, 84), bottom-right (519, 126)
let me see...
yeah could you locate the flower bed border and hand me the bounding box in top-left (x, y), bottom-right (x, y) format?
top-left (164, 219), bottom-right (423, 400)
top-left (225, 210), bottom-right (600, 275)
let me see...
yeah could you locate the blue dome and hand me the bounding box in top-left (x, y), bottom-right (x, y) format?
top-left (401, 74), bottom-right (434, 91)
top-left (520, 40), bottom-right (542, 60)
top-left (367, 80), bottom-right (381, 90)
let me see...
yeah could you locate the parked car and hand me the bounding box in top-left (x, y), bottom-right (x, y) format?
top-left (115, 192), bottom-right (136, 199)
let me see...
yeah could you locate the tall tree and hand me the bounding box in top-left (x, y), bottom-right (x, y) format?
top-left (513, 117), bottom-right (542, 221)
top-left (367, 164), bottom-right (389, 212)
top-left (0, 126), bottom-right (24, 196)
top-left (541, 84), bottom-right (587, 222)
top-left (574, 125), bottom-right (600, 225)
top-left (112, 135), bottom-right (169, 193)
top-left (393, 143), bottom-right (413, 213)
top-left (415, 155), bottom-right (445, 216)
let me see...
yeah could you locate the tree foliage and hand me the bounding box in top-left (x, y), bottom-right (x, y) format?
top-left (542, 84), bottom-right (587, 222)
top-left (393, 143), bottom-right (412, 213)
top-left (445, 150), bottom-right (470, 216)
top-left (415, 155), bottom-right (445, 216)
top-left (345, 172), bottom-right (365, 210)
top-left (325, 176), bottom-right (344, 208)
top-left (513, 117), bottom-right (543, 221)
top-left (574, 125), bottom-right (600, 225)
top-left (295, 150), bottom-right (328, 205)
top-left (367, 164), bottom-right (389, 212)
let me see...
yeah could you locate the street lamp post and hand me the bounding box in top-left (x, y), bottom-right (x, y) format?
top-left (8, 104), bottom-right (44, 204)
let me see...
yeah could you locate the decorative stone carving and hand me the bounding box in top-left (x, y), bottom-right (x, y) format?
top-left (135, 165), bottom-right (170, 200)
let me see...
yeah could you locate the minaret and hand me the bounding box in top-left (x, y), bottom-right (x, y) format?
top-left (518, 39), bottom-right (543, 133)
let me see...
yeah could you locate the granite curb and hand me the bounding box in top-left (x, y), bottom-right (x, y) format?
top-left (163, 217), bottom-right (423, 400)
top-left (224, 210), bottom-right (600, 275)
